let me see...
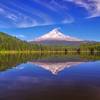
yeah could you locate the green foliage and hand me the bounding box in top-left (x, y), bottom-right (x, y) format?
top-left (80, 43), bottom-right (100, 52)
top-left (0, 53), bottom-right (100, 71)
top-left (0, 32), bottom-right (79, 52)
top-left (0, 32), bottom-right (40, 51)
top-left (0, 32), bottom-right (100, 53)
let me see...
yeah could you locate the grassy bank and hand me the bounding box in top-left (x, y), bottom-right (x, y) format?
top-left (0, 50), bottom-right (78, 54)
top-left (0, 51), bottom-right (41, 54)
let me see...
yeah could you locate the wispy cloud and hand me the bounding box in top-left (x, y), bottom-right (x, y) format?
top-left (0, 8), bottom-right (5, 13)
top-left (6, 14), bottom-right (18, 21)
top-left (0, 6), bottom-right (39, 28)
top-left (33, 0), bottom-right (74, 24)
top-left (1, 0), bottom-right (99, 28)
top-left (62, 15), bottom-right (74, 24)
top-left (0, 0), bottom-right (74, 28)
top-left (67, 0), bottom-right (100, 18)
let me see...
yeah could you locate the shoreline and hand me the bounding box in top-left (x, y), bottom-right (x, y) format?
top-left (0, 50), bottom-right (100, 54)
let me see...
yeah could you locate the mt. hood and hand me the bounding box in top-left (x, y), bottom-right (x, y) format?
top-left (34, 28), bottom-right (81, 42)
top-left (31, 28), bottom-right (86, 45)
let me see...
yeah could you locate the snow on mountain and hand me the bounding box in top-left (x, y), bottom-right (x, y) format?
top-left (34, 28), bottom-right (81, 42)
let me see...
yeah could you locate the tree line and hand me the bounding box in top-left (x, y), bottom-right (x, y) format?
top-left (0, 32), bottom-right (100, 53)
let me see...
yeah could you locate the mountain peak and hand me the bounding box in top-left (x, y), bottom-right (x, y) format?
top-left (50, 28), bottom-right (61, 34)
top-left (44, 28), bottom-right (65, 38)
top-left (51, 28), bottom-right (59, 32)
top-left (34, 28), bottom-right (82, 42)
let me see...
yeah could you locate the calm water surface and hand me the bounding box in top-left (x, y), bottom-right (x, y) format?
top-left (0, 53), bottom-right (100, 100)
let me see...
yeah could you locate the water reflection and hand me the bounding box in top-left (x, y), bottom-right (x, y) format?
top-left (30, 61), bottom-right (84, 75)
top-left (0, 53), bottom-right (100, 72)
top-left (0, 53), bottom-right (100, 100)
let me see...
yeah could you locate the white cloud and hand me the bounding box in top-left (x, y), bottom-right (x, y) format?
top-left (15, 16), bottom-right (38, 28)
top-left (0, 8), bottom-right (5, 13)
top-left (62, 15), bottom-right (74, 24)
top-left (0, 6), bottom-right (54, 28)
top-left (0, 7), bottom-right (18, 21)
top-left (6, 14), bottom-right (18, 21)
top-left (63, 0), bottom-right (100, 18)
top-left (0, 7), bottom-right (38, 28)
top-left (71, 0), bottom-right (100, 18)
top-left (33, 0), bottom-right (61, 13)
top-left (3, 0), bottom-right (99, 28)
top-left (88, 0), bottom-right (100, 18)
top-left (0, 0), bottom-right (75, 28)
top-left (33, 0), bottom-right (74, 24)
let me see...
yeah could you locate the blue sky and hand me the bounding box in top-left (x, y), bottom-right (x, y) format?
top-left (0, 0), bottom-right (100, 41)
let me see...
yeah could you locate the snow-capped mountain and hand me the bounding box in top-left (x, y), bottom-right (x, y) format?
top-left (34, 28), bottom-right (81, 42)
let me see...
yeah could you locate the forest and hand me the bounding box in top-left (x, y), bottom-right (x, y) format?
top-left (0, 32), bottom-right (100, 53)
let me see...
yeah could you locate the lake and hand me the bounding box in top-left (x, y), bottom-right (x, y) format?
top-left (0, 53), bottom-right (100, 100)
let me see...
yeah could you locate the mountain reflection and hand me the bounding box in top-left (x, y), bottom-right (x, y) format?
top-left (31, 61), bottom-right (84, 75)
top-left (0, 53), bottom-right (100, 72)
